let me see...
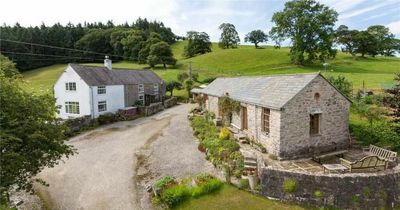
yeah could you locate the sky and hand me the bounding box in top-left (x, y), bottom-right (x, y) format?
top-left (1, 0), bottom-right (400, 43)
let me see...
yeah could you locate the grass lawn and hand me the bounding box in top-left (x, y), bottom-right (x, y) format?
top-left (22, 41), bottom-right (400, 94)
top-left (173, 184), bottom-right (307, 210)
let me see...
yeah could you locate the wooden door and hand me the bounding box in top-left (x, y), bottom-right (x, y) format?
top-left (241, 106), bottom-right (248, 130)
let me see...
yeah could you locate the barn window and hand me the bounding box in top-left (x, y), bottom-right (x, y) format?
top-left (65, 101), bottom-right (79, 114)
top-left (97, 86), bottom-right (106, 94)
top-left (138, 84), bottom-right (144, 93)
top-left (153, 84), bottom-right (159, 93)
top-left (262, 108), bottom-right (270, 133)
top-left (310, 114), bottom-right (320, 135)
top-left (65, 82), bottom-right (76, 91)
top-left (98, 101), bottom-right (107, 112)
top-left (314, 92), bottom-right (320, 101)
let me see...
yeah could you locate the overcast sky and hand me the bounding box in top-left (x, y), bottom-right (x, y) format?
top-left (1, 0), bottom-right (400, 42)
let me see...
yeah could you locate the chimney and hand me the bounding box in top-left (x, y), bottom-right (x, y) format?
top-left (104, 56), bottom-right (112, 70)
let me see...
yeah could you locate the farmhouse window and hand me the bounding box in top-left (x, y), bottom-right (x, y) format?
top-left (65, 82), bottom-right (76, 91)
top-left (262, 108), bottom-right (270, 133)
top-left (98, 101), bottom-right (107, 112)
top-left (153, 84), bottom-right (159, 93)
top-left (65, 101), bottom-right (79, 114)
top-left (138, 93), bottom-right (145, 105)
top-left (310, 114), bottom-right (320, 135)
top-left (138, 84), bottom-right (144, 93)
top-left (98, 86), bottom-right (106, 94)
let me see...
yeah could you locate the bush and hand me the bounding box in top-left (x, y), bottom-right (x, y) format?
top-left (238, 179), bottom-right (249, 190)
top-left (97, 113), bottom-right (117, 125)
top-left (160, 184), bottom-right (191, 207)
top-left (283, 179), bottom-right (297, 193)
top-left (191, 178), bottom-right (222, 198)
top-left (219, 127), bottom-right (230, 140)
top-left (154, 176), bottom-right (174, 192)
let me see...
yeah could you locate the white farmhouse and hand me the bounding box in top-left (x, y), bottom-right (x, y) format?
top-left (54, 57), bottom-right (165, 119)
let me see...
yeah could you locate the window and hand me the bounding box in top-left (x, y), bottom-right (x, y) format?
top-left (138, 84), bottom-right (144, 93)
top-left (153, 84), bottom-right (159, 93)
top-left (138, 93), bottom-right (145, 105)
top-left (314, 92), bottom-right (320, 101)
top-left (98, 101), bottom-right (107, 112)
top-left (310, 114), bottom-right (320, 135)
top-left (65, 102), bottom-right (79, 114)
top-left (98, 86), bottom-right (106, 94)
top-left (65, 82), bottom-right (76, 91)
top-left (261, 108), bottom-right (270, 133)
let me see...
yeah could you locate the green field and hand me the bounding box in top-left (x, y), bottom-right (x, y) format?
top-left (173, 184), bottom-right (306, 210)
top-left (22, 41), bottom-right (400, 94)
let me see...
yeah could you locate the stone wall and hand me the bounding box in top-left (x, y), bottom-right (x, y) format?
top-left (139, 102), bottom-right (164, 116)
top-left (206, 95), bottom-right (220, 117)
top-left (260, 167), bottom-right (400, 209)
top-left (164, 97), bottom-right (177, 108)
top-left (279, 76), bottom-right (351, 159)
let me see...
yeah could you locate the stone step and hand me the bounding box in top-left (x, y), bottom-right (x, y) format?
top-left (244, 161), bottom-right (257, 166)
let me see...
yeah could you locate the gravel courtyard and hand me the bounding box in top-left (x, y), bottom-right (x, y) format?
top-left (35, 104), bottom-right (216, 210)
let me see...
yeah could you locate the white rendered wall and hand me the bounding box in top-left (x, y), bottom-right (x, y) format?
top-left (92, 85), bottom-right (125, 117)
top-left (54, 65), bottom-right (91, 119)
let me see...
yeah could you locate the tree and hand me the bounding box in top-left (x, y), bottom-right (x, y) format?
top-left (0, 54), bottom-right (20, 78)
top-left (367, 25), bottom-right (400, 56)
top-left (354, 31), bottom-right (378, 57)
top-left (335, 25), bottom-right (359, 58)
top-left (270, 0), bottom-right (338, 64)
top-left (0, 57), bottom-right (74, 201)
top-left (184, 31), bottom-right (212, 57)
top-left (166, 80), bottom-right (182, 96)
top-left (120, 30), bottom-right (146, 61)
top-left (147, 41), bottom-right (176, 68)
top-left (184, 79), bottom-right (194, 98)
top-left (138, 32), bottom-right (162, 64)
top-left (218, 23), bottom-right (240, 49)
top-left (384, 73), bottom-right (400, 134)
top-left (177, 72), bottom-right (189, 83)
top-left (244, 30), bottom-right (268, 48)
top-left (326, 75), bottom-right (352, 98)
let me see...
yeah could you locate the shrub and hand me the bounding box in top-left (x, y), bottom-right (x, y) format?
top-left (160, 184), bottom-right (191, 207)
top-left (97, 113), bottom-right (116, 125)
top-left (314, 190), bottom-right (323, 198)
top-left (191, 178), bottom-right (222, 198)
top-left (219, 127), bottom-right (230, 140)
top-left (239, 179), bottom-right (249, 190)
top-left (283, 179), bottom-right (297, 193)
top-left (154, 176), bottom-right (174, 193)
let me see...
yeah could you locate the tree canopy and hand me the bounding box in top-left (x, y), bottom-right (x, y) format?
top-left (0, 56), bottom-right (75, 198)
top-left (270, 0), bottom-right (338, 64)
top-left (147, 41), bottom-right (176, 68)
top-left (184, 31), bottom-right (212, 57)
top-left (244, 30), bottom-right (268, 48)
top-left (218, 23), bottom-right (240, 49)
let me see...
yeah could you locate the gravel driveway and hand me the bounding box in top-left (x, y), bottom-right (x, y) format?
top-left (36, 104), bottom-right (216, 210)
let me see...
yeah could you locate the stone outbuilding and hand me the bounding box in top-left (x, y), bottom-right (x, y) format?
top-left (192, 73), bottom-right (352, 160)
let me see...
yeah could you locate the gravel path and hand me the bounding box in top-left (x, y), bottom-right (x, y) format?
top-left (35, 104), bottom-right (215, 210)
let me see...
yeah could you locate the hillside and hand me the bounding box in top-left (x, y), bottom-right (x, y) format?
top-left (22, 41), bottom-right (400, 94)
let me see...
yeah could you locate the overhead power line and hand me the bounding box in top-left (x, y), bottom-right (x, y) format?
top-left (0, 51), bottom-right (100, 60)
top-left (0, 39), bottom-right (132, 60)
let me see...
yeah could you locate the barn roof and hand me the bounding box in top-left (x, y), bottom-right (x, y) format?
top-left (69, 64), bottom-right (163, 86)
top-left (193, 73), bottom-right (323, 110)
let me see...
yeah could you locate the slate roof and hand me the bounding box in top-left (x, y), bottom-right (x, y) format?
top-left (194, 73), bottom-right (321, 110)
top-left (69, 64), bottom-right (163, 86)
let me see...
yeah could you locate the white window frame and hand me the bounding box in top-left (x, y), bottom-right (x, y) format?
top-left (138, 84), bottom-right (144, 93)
top-left (98, 101), bottom-right (107, 112)
top-left (65, 101), bottom-right (79, 114)
top-left (153, 84), bottom-right (159, 93)
top-left (138, 93), bottom-right (145, 104)
top-left (97, 86), bottom-right (106, 94)
top-left (65, 82), bottom-right (76, 91)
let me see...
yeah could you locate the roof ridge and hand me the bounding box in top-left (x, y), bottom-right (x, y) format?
top-left (215, 72), bottom-right (320, 80)
top-left (69, 63), bottom-right (151, 72)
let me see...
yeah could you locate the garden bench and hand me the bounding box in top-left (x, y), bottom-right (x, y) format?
top-left (312, 149), bottom-right (347, 163)
top-left (363, 144), bottom-right (397, 162)
top-left (340, 155), bottom-right (387, 172)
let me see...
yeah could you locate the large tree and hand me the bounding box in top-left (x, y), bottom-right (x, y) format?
top-left (244, 30), bottom-right (268, 48)
top-left (218, 23), bottom-right (240, 49)
top-left (354, 31), bottom-right (378, 58)
top-left (270, 0), bottom-right (338, 64)
top-left (184, 31), bottom-right (212, 57)
top-left (138, 32), bottom-right (162, 64)
top-left (0, 56), bottom-right (75, 201)
top-left (384, 73), bottom-right (400, 134)
top-left (367, 25), bottom-right (400, 56)
top-left (147, 41), bottom-right (176, 68)
top-left (335, 25), bottom-right (359, 58)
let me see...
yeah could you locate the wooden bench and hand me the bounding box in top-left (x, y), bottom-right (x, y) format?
top-left (363, 144), bottom-right (397, 162)
top-left (340, 155), bottom-right (387, 172)
top-left (313, 149), bottom-right (348, 163)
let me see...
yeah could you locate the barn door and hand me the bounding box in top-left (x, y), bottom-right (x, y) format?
top-left (241, 106), bottom-right (248, 130)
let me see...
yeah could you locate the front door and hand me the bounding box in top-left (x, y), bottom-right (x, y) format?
top-left (241, 106), bottom-right (248, 130)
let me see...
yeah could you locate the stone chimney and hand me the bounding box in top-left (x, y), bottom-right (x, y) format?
top-left (104, 56), bottom-right (112, 70)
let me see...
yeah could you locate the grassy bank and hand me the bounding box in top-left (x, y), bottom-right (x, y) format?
top-left (22, 41), bottom-right (400, 95)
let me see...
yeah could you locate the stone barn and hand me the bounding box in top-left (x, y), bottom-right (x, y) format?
top-left (192, 73), bottom-right (352, 160)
